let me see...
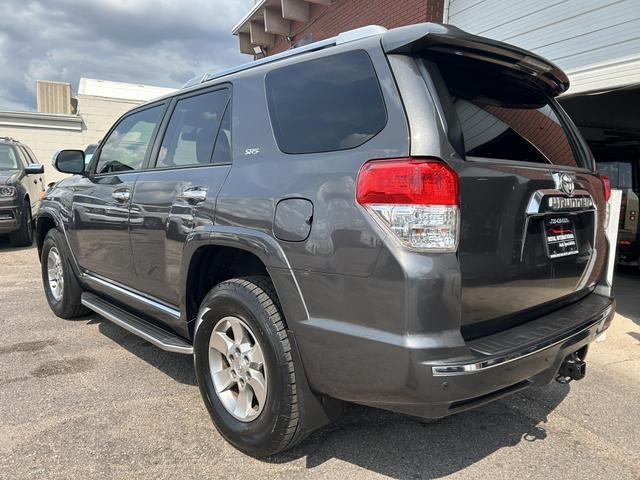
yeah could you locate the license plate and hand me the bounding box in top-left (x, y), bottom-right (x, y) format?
top-left (544, 216), bottom-right (579, 259)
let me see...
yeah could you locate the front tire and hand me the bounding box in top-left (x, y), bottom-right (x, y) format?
top-left (194, 276), bottom-right (299, 457)
top-left (10, 203), bottom-right (33, 247)
top-left (41, 229), bottom-right (88, 318)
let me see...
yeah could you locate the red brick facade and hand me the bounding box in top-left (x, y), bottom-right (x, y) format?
top-left (270, 0), bottom-right (445, 55)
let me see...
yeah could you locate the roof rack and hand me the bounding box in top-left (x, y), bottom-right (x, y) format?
top-left (0, 136), bottom-right (18, 143)
top-left (183, 25), bottom-right (388, 89)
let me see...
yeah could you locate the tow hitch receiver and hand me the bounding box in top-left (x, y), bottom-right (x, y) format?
top-left (556, 352), bottom-right (587, 383)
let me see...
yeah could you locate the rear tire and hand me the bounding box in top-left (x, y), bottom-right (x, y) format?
top-left (41, 229), bottom-right (88, 318)
top-left (193, 276), bottom-right (299, 457)
top-left (10, 203), bottom-right (33, 247)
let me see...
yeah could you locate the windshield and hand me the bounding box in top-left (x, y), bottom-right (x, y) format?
top-left (0, 145), bottom-right (19, 170)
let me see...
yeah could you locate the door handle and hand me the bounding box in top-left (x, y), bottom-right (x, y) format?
top-left (112, 189), bottom-right (131, 203)
top-left (177, 187), bottom-right (207, 204)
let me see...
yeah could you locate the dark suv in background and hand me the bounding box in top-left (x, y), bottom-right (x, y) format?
top-left (0, 137), bottom-right (45, 246)
top-left (596, 158), bottom-right (639, 271)
top-left (37, 23), bottom-right (615, 456)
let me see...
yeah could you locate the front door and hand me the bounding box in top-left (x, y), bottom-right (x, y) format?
top-left (130, 86), bottom-right (232, 307)
top-left (69, 103), bottom-right (166, 286)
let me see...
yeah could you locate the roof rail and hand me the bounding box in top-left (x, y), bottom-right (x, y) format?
top-left (0, 136), bottom-right (18, 143)
top-left (183, 25), bottom-right (388, 88)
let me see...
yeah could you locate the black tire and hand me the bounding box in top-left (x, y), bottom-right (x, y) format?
top-left (194, 276), bottom-right (299, 457)
top-left (10, 203), bottom-right (33, 247)
top-left (41, 229), bottom-right (89, 318)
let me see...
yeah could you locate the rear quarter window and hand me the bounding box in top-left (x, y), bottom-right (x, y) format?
top-left (265, 50), bottom-right (387, 154)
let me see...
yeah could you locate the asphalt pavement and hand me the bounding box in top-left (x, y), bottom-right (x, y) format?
top-left (0, 240), bottom-right (639, 479)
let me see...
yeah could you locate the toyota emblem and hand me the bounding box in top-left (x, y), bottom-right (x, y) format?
top-left (560, 173), bottom-right (575, 196)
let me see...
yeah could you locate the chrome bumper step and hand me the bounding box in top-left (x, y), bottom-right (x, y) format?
top-left (81, 292), bottom-right (193, 355)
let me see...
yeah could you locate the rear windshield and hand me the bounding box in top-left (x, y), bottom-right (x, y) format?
top-left (424, 55), bottom-right (583, 168)
top-left (455, 99), bottom-right (578, 167)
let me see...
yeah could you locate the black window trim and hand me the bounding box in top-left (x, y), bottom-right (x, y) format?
top-left (265, 49), bottom-right (389, 155)
top-left (146, 83), bottom-right (233, 172)
top-left (89, 101), bottom-right (169, 177)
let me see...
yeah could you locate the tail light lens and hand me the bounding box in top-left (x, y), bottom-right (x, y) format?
top-left (599, 174), bottom-right (611, 202)
top-left (356, 158), bottom-right (459, 252)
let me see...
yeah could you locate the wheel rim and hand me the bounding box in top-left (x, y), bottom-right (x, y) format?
top-left (208, 316), bottom-right (268, 422)
top-left (47, 247), bottom-right (64, 302)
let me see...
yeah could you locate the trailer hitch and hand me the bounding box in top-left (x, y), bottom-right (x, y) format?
top-left (556, 352), bottom-right (587, 384)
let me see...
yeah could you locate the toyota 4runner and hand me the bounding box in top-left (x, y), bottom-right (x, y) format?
top-left (37, 23), bottom-right (616, 456)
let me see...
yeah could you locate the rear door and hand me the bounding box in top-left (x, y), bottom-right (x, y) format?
top-left (129, 86), bottom-right (232, 308)
top-left (386, 29), bottom-right (607, 336)
top-left (452, 97), bottom-right (604, 335)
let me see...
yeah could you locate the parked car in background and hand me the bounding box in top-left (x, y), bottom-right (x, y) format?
top-left (596, 157), bottom-right (639, 271)
top-left (36, 23), bottom-right (615, 456)
top-left (0, 137), bottom-right (45, 246)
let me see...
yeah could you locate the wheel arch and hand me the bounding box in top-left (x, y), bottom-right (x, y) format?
top-left (181, 227), bottom-right (308, 339)
top-left (35, 210), bottom-right (58, 257)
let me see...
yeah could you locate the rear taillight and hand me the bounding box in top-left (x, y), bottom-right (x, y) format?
top-left (599, 174), bottom-right (611, 202)
top-left (356, 157), bottom-right (459, 252)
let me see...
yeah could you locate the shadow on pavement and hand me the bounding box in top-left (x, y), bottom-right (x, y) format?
top-left (0, 235), bottom-right (35, 253)
top-left (82, 304), bottom-right (572, 478)
top-left (93, 317), bottom-right (197, 385)
top-left (267, 383), bottom-right (569, 478)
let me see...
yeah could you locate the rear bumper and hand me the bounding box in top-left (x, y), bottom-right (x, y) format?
top-left (294, 292), bottom-right (615, 419)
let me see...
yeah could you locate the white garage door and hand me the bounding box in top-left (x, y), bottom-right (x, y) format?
top-left (446, 0), bottom-right (640, 95)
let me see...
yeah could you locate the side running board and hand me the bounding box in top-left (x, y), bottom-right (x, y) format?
top-left (81, 292), bottom-right (193, 355)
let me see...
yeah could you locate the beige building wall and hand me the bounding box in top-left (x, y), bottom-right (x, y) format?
top-left (0, 77), bottom-right (176, 183)
top-left (75, 94), bottom-right (144, 146)
top-left (0, 96), bottom-right (146, 183)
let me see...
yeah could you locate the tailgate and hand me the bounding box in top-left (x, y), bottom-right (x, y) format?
top-left (384, 23), bottom-right (608, 337)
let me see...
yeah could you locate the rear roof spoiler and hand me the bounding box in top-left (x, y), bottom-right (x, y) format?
top-left (382, 23), bottom-right (570, 96)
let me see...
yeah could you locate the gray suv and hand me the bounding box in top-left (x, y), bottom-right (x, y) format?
top-left (37, 23), bottom-right (615, 456)
top-left (0, 137), bottom-right (45, 246)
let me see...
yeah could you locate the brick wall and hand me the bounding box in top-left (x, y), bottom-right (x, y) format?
top-left (271, 0), bottom-right (444, 55)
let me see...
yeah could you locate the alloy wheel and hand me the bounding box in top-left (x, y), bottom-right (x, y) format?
top-left (47, 247), bottom-right (64, 302)
top-left (208, 316), bottom-right (268, 422)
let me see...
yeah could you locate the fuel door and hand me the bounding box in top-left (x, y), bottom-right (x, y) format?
top-left (274, 198), bottom-right (313, 242)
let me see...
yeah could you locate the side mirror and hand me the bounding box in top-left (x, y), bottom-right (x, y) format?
top-left (24, 164), bottom-right (45, 175)
top-left (53, 150), bottom-right (85, 175)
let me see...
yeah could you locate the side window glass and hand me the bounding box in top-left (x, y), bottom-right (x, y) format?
top-left (17, 146), bottom-right (33, 165)
top-left (156, 89), bottom-right (230, 169)
top-left (96, 105), bottom-right (163, 174)
top-left (25, 146), bottom-right (38, 164)
top-left (212, 103), bottom-right (231, 165)
top-left (265, 50), bottom-right (387, 154)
